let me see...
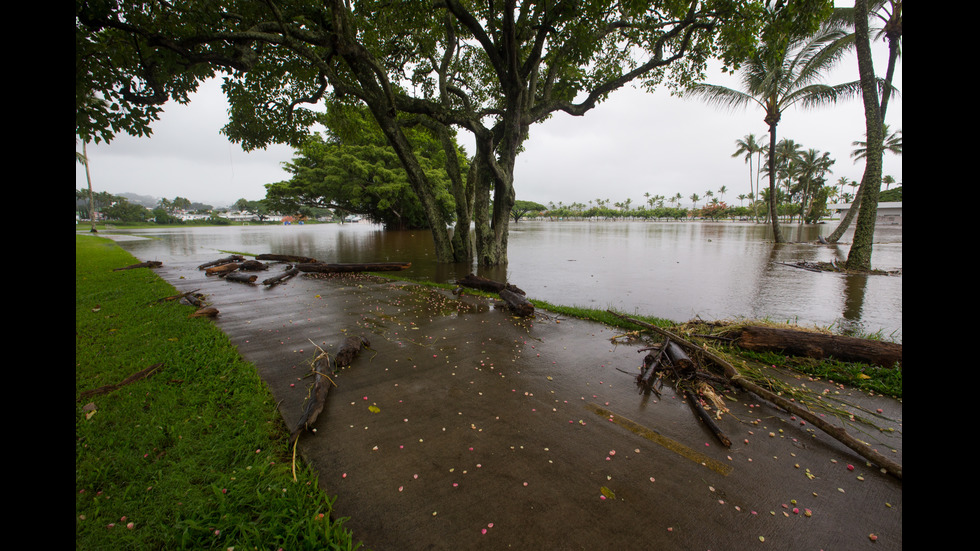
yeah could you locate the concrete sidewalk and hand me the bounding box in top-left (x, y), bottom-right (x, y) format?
top-left (156, 259), bottom-right (902, 550)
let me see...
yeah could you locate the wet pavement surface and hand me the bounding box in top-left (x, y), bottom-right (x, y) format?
top-left (147, 254), bottom-right (902, 551)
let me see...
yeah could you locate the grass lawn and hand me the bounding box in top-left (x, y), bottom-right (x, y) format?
top-left (75, 234), bottom-right (363, 550)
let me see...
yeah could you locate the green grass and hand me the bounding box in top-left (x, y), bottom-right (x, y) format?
top-left (75, 234), bottom-right (363, 550)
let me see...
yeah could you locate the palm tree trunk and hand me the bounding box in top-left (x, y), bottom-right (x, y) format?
top-left (766, 127), bottom-right (784, 242)
top-left (83, 142), bottom-right (97, 233)
top-left (845, 0), bottom-right (884, 271)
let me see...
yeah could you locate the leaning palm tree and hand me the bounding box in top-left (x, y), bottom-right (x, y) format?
top-left (76, 141), bottom-right (98, 233)
top-left (686, 28), bottom-right (860, 242)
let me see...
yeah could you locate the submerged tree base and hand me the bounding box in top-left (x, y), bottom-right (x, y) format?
top-left (778, 260), bottom-right (900, 276)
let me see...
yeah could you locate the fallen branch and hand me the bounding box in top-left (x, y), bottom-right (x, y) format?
top-left (262, 267), bottom-right (301, 287)
top-left (197, 255), bottom-right (244, 269)
top-left (683, 388), bottom-right (732, 447)
top-left (78, 363), bottom-right (164, 400)
top-left (457, 273), bottom-right (526, 295)
top-left (257, 254), bottom-right (317, 263)
top-left (607, 311), bottom-right (903, 480)
top-left (238, 260), bottom-right (270, 271)
top-left (290, 335), bottom-right (369, 444)
top-left (113, 261), bottom-right (162, 271)
top-left (500, 288), bottom-right (534, 317)
top-left (205, 263), bottom-right (242, 275)
top-left (156, 289), bottom-right (201, 303)
top-left (189, 307), bottom-right (219, 318)
top-left (223, 272), bottom-right (258, 284)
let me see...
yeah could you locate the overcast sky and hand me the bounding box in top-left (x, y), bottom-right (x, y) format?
top-left (75, 14), bottom-right (901, 210)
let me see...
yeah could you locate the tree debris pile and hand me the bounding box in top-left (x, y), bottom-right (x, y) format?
top-left (609, 311), bottom-right (903, 480)
top-left (633, 339), bottom-right (735, 448)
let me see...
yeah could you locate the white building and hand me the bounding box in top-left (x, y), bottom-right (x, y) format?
top-left (827, 202), bottom-right (902, 225)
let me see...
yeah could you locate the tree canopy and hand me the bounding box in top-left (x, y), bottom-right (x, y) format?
top-left (265, 104), bottom-right (460, 230)
top-left (76, 0), bottom-right (835, 263)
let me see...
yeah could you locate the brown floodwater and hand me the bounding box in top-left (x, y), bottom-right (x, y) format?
top-left (104, 219), bottom-right (902, 342)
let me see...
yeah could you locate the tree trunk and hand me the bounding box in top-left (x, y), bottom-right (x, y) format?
top-left (83, 141), bottom-right (98, 233)
top-left (845, 0), bottom-right (884, 271)
top-left (730, 325), bottom-right (901, 368)
top-left (765, 124), bottom-right (784, 243)
top-left (825, 182), bottom-right (863, 243)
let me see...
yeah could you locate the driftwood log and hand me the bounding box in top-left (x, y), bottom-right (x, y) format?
top-left (335, 335), bottom-right (370, 367)
top-left (197, 255), bottom-right (244, 269)
top-left (113, 261), bottom-right (162, 271)
top-left (727, 326), bottom-right (902, 368)
top-left (663, 341), bottom-right (694, 372)
top-left (296, 261), bottom-right (411, 273)
top-left (683, 388), bottom-right (732, 447)
top-left (205, 262), bottom-right (242, 275)
top-left (500, 288), bottom-right (534, 316)
top-left (224, 272), bottom-right (257, 284)
top-left (257, 254), bottom-right (318, 263)
top-left (189, 307), bottom-right (219, 318)
top-left (608, 311), bottom-right (903, 480)
top-left (263, 267), bottom-right (301, 287)
top-left (290, 335), bottom-right (370, 444)
top-left (238, 260), bottom-right (270, 271)
top-left (457, 273), bottom-right (526, 295)
top-left (290, 353), bottom-right (334, 444)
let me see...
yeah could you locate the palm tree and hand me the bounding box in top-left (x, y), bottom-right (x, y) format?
top-left (77, 141), bottom-right (98, 233)
top-left (792, 148), bottom-right (835, 223)
top-left (689, 193), bottom-right (700, 210)
top-left (851, 124), bottom-right (902, 161)
top-left (823, 0), bottom-right (902, 254)
top-left (731, 134), bottom-right (766, 222)
top-left (686, 27), bottom-right (859, 242)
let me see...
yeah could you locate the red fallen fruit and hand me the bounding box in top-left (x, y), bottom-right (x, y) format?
top-left (847, 464), bottom-right (855, 471)
top-left (869, 534), bottom-right (878, 542)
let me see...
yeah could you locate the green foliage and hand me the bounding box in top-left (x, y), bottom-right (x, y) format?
top-left (151, 207), bottom-right (181, 225)
top-left (511, 200), bottom-right (547, 222)
top-left (101, 198), bottom-right (150, 223)
top-left (265, 105), bottom-right (458, 230)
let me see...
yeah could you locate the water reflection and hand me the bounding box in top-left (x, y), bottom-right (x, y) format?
top-left (103, 220), bottom-right (901, 342)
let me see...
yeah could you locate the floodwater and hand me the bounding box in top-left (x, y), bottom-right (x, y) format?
top-left (104, 219), bottom-right (902, 342)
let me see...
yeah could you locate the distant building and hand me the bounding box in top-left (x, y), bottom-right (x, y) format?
top-left (827, 202), bottom-right (902, 225)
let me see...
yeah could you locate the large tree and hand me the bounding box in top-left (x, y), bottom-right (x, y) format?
top-left (76, 0), bottom-right (833, 264)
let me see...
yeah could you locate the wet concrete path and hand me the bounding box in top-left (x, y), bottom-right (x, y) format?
top-left (151, 256), bottom-right (902, 550)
